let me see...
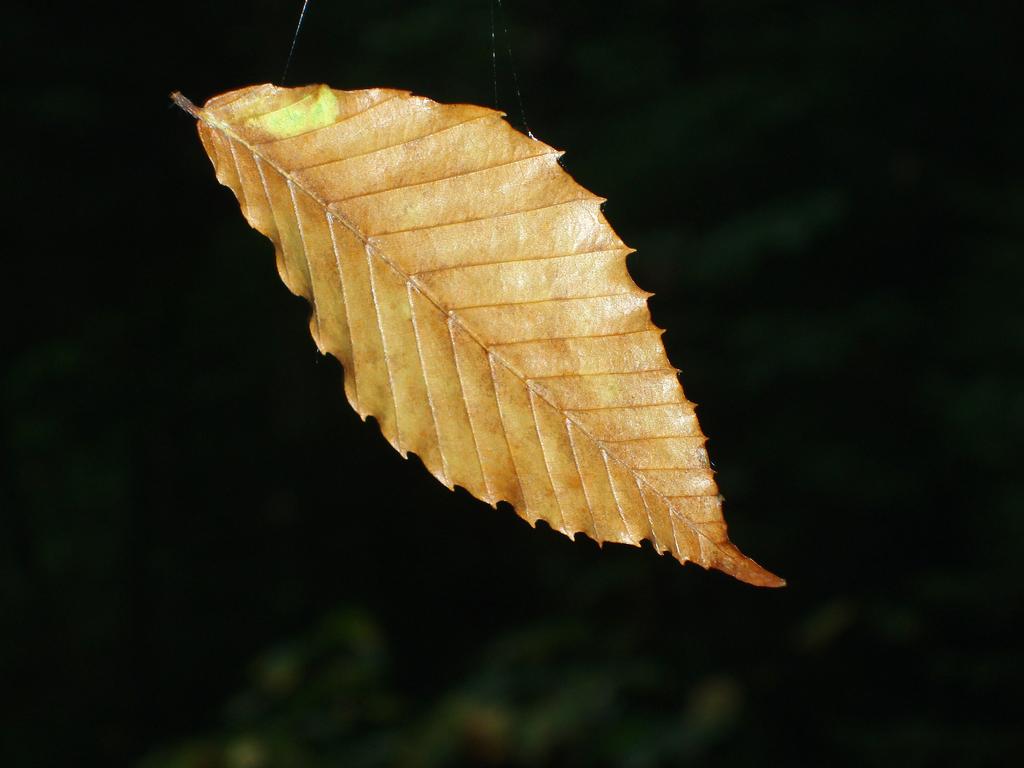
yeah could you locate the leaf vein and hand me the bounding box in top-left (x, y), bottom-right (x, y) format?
top-left (328, 149), bottom-right (560, 204)
top-left (407, 282), bottom-right (450, 487)
top-left (365, 247), bottom-right (404, 454)
top-left (528, 389), bottom-right (566, 532)
top-left (364, 197), bottom-right (600, 238)
top-left (452, 291), bottom-right (637, 312)
top-left (565, 419), bottom-right (600, 540)
top-left (293, 112), bottom-right (496, 172)
top-left (325, 214), bottom-right (361, 413)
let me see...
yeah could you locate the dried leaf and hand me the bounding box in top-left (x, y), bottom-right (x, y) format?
top-left (174, 84), bottom-right (783, 587)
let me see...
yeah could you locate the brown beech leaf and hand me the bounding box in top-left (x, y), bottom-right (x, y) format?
top-left (173, 84), bottom-right (783, 587)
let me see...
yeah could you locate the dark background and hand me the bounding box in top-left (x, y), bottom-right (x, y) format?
top-left (4, 1), bottom-right (1022, 766)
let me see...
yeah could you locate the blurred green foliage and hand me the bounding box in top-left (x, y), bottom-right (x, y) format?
top-left (4, 1), bottom-right (1022, 766)
top-left (140, 610), bottom-right (756, 768)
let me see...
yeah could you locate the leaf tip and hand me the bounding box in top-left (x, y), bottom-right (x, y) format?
top-left (718, 548), bottom-right (786, 588)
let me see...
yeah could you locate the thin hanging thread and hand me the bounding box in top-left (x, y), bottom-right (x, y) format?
top-left (280, 1), bottom-right (531, 136)
top-left (491, 0), bottom-right (533, 138)
top-left (489, 0), bottom-right (500, 109)
top-left (282, 0), bottom-right (313, 85)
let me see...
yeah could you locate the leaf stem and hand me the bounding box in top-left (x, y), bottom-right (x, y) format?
top-left (169, 91), bottom-right (201, 119)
